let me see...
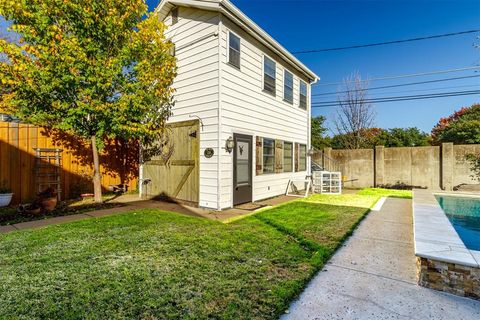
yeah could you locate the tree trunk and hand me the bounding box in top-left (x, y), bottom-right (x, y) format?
top-left (91, 135), bottom-right (103, 203)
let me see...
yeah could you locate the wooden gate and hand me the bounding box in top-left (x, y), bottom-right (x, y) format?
top-left (142, 120), bottom-right (199, 205)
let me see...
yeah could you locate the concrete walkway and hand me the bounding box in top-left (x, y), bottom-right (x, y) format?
top-left (283, 198), bottom-right (480, 320)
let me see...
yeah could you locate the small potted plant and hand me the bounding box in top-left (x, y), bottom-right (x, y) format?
top-left (0, 180), bottom-right (13, 207)
top-left (38, 187), bottom-right (58, 212)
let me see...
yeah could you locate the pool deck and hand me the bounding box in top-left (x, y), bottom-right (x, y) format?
top-left (283, 197), bottom-right (480, 320)
top-left (413, 189), bottom-right (480, 267)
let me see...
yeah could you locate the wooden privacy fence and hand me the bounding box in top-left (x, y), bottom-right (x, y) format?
top-left (0, 121), bottom-right (138, 204)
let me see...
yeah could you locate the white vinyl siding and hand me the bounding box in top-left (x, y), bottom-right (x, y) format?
top-left (163, 7), bottom-right (221, 209)
top-left (284, 70), bottom-right (293, 104)
top-left (160, 6), bottom-right (312, 209)
top-left (219, 15), bottom-right (310, 206)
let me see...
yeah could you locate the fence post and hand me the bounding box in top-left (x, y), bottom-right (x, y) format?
top-left (441, 142), bottom-right (454, 191)
top-left (323, 147), bottom-right (332, 171)
top-left (375, 145), bottom-right (385, 187)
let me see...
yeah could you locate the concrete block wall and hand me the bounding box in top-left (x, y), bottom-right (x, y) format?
top-left (322, 143), bottom-right (479, 190)
top-left (453, 144), bottom-right (480, 187)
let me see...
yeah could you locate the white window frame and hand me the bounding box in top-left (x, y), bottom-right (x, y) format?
top-left (262, 54), bottom-right (276, 96)
top-left (227, 30), bottom-right (241, 69)
top-left (283, 69), bottom-right (294, 104)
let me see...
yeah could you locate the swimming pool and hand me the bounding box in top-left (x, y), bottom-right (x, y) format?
top-left (435, 195), bottom-right (480, 251)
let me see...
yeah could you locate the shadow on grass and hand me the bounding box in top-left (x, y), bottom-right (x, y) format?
top-left (235, 200), bottom-right (372, 313)
top-left (0, 197), bottom-right (376, 320)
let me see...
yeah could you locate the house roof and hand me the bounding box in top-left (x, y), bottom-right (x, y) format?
top-left (155, 0), bottom-right (320, 83)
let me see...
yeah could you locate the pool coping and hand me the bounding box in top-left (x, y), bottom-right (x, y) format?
top-left (412, 189), bottom-right (480, 268)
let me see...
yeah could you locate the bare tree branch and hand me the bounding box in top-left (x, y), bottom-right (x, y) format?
top-left (334, 72), bottom-right (376, 149)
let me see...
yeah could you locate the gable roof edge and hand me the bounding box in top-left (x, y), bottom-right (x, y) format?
top-left (155, 0), bottom-right (320, 83)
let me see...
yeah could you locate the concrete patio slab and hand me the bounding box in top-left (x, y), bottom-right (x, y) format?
top-left (329, 235), bottom-right (417, 283)
top-left (0, 225), bottom-right (17, 233)
top-left (353, 214), bottom-right (412, 244)
top-left (283, 198), bottom-right (480, 320)
top-left (284, 264), bottom-right (480, 320)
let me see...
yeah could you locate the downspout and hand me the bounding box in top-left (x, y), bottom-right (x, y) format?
top-left (307, 77), bottom-right (318, 176)
top-left (216, 14), bottom-right (223, 211)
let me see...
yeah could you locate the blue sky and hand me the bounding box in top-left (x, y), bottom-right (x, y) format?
top-left (147, 0), bottom-right (480, 134)
top-left (2, 1), bottom-right (479, 134)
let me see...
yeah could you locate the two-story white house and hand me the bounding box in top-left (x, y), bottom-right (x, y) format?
top-left (140, 0), bottom-right (319, 210)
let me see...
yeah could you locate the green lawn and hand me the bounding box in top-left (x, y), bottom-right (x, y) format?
top-left (356, 187), bottom-right (412, 199)
top-left (0, 188), bottom-right (407, 319)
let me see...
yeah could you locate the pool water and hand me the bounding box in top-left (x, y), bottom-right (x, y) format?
top-left (435, 195), bottom-right (480, 251)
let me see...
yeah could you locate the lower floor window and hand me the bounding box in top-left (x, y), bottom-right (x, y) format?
top-left (263, 138), bottom-right (275, 174)
top-left (299, 144), bottom-right (307, 171)
top-left (283, 142), bottom-right (293, 172)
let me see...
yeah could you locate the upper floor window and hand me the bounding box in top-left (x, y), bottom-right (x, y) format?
top-left (299, 81), bottom-right (307, 109)
top-left (171, 7), bottom-right (178, 25)
top-left (263, 56), bottom-right (276, 96)
top-left (284, 70), bottom-right (293, 104)
top-left (228, 32), bottom-right (241, 69)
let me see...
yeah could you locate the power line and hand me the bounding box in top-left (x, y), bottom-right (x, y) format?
top-left (313, 89), bottom-right (480, 105)
top-left (368, 84), bottom-right (480, 96)
top-left (293, 29), bottom-right (480, 54)
top-left (311, 90), bottom-right (480, 108)
top-left (313, 84), bottom-right (480, 100)
top-left (312, 75), bottom-right (480, 96)
top-left (313, 66), bottom-right (480, 87)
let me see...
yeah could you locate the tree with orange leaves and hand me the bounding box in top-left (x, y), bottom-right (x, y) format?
top-left (0, 0), bottom-right (177, 202)
top-left (431, 104), bottom-right (480, 145)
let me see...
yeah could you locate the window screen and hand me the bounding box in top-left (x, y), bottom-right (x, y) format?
top-left (284, 71), bottom-right (293, 103)
top-left (299, 144), bottom-right (307, 171)
top-left (228, 32), bottom-right (241, 68)
top-left (263, 138), bottom-right (275, 174)
top-left (299, 81), bottom-right (307, 109)
top-left (283, 142), bottom-right (293, 172)
top-left (263, 56), bottom-right (276, 95)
